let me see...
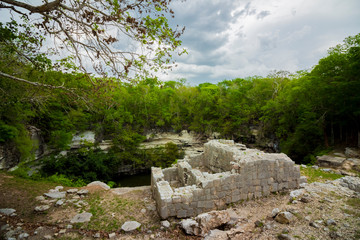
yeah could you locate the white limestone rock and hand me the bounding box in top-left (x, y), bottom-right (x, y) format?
top-left (70, 212), bottom-right (93, 223)
top-left (121, 221), bottom-right (141, 232)
top-left (34, 205), bottom-right (50, 212)
top-left (87, 181), bottom-right (110, 190)
top-left (0, 208), bottom-right (16, 216)
top-left (44, 192), bottom-right (66, 199)
top-left (180, 219), bottom-right (199, 235)
top-left (275, 212), bottom-right (294, 224)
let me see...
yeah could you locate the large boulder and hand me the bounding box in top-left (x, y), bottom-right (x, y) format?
top-left (196, 210), bottom-right (231, 236)
top-left (338, 176), bottom-right (360, 193)
top-left (180, 210), bottom-right (230, 236)
top-left (316, 155), bottom-right (345, 168)
top-left (345, 148), bottom-right (360, 158)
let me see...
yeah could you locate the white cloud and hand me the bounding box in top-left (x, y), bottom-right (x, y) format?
top-left (165, 0), bottom-right (360, 84)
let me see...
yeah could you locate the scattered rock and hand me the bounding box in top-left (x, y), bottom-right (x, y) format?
top-left (34, 205), bottom-right (50, 212)
top-left (55, 199), bottom-right (64, 206)
top-left (44, 235), bottom-right (52, 239)
top-left (309, 222), bottom-right (320, 229)
top-left (275, 212), bottom-right (293, 224)
top-left (87, 181), bottom-right (110, 190)
top-left (290, 189), bottom-right (305, 201)
top-left (35, 196), bottom-right (45, 201)
top-left (44, 192), bottom-right (66, 199)
top-left (180, 219), bottom-right (199, 235)
top-left (141, 208), bottom-right (146, 214)
top-left (0, 208), bottom-right (16, 216)
top-left (109, 232), bottom-right (116, 238)
top-left (77, 189), bottom-right (89, 195)
top-left (121, 221), bottom-right (141, 232)
top-left (55, 186), bottom-right (64, 191)
top-left (59, 229), bottom-right (66, 234)
top-left (93, 232), bottom-right (101, 238)
top-left (300, 195), bottom-right (312, 203)
top-left (255, 220), bottom-right (264, 228)
top-left (161, 220), bottom-right (170, 228)
top-left (329, 231), bottom-right (341, 239)
top-left (278, 233), bottom-right (293, 240)
top-left (18, 233), bottom-right (29, 239)
top-left (326, 219), bottom-right (336, 226)
top-left (66, 225), bottom-right (73, 229)
top-left (204, 229), bottom-right (228, 240)
top-left (66, 189), bottom-right (78, 194)
top-left (271, 208), bottom-right (280, 218)
top-left (70, 212), bottom-right (92, 223)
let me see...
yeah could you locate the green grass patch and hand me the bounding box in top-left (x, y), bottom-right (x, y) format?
top-left (300, 166), bottom-right (342, 183)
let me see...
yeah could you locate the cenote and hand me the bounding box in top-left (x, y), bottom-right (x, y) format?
top-left (115, 172), bottom-right (151, 187)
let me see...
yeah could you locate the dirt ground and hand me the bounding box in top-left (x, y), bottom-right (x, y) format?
top-left (0, 171), bottom-right (360, 240)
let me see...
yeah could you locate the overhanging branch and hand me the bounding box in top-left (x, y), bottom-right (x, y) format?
top-left (0, 71), bottom-right (71, 91)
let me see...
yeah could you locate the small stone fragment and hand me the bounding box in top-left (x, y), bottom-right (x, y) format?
top-left (275, 212), bottom-right (293, 224)
top-left (180, 219), bottom-right (199, 235)
top-left (44, 235), bottom-right (52, 239)
top-left (109, 232), bottom-right (116, 238)
top-left (309, 222), bottom-right (320, 229)
top-left (141, 208), bottom-right (146, 214)
top-left (93, 232), bottom-right (101, 238)
top-left (121, 221), bottom-right (141, 232)
top-left (55, 186), bottom-right (64, 191)
top-left (329, 231), bottom-right (341, 239)
top-left (278, 233), bottom-right (293, 240)
top-left (18, 233), bottom-right (29, 239)
top-left (59, 229), bottom-right (66, 234)
top-left (66, 224), bottom-right (73, 229)
top-left (326, 219), bottom-right (336, 226)
top-left (34, 205), bottom-right (50, 212)
top-left (271, 208), bottom-right (280, 218)
top-left (255, 220), bottom-right (264, 228)
top-left (161, 220), bottom-right (170, 228)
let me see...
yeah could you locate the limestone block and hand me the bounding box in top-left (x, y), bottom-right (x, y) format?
top-left (163, 167), bottom-right (178, 182)
top-left (177, 209), bottom-right (187, 218)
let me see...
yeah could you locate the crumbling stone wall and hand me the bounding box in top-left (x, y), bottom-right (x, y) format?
top-left (151, 140), bottom-right (306, 219)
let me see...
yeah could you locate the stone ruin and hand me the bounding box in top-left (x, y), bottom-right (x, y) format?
top-left (151, 139), bottom-right (306, 219)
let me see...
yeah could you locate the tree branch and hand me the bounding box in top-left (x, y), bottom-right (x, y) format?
top-left (0, 0), bottom-right (61, 13)
top-left (0, 71), bottom-right (71, 91)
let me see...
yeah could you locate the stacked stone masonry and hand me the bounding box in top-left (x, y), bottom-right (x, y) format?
top-left (151, 140), bottom-right (305, 219)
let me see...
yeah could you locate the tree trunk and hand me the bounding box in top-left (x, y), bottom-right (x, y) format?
top-left (358, 131), bottom-right (360, 148)
top-left (330, 122), bottom-right (334, 146)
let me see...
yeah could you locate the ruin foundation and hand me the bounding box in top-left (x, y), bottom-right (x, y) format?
top-left (151, 140), bottom-right (306, 219)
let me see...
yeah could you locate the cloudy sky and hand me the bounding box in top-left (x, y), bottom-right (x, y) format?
top-left (159, 0), bottom-right (360, 84)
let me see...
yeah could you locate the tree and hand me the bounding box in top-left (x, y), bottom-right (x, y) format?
top-left (0, 0), bottom-right (185, 85)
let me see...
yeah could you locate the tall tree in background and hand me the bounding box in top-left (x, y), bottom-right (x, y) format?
top-left (0, 0), bottom-right (185, 86)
